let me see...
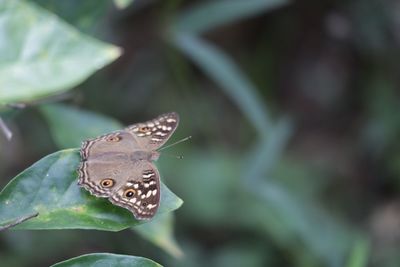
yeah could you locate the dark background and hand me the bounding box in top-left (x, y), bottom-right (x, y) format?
top-left (1, 0), bottom-right (400, 266)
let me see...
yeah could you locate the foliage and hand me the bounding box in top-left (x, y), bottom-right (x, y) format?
top-left (0, 0), bottom-right (120, 105)
top-left (0, 149), bottom-right (182, 230)
top-left (50, 253), bottom-right (161, 267)
top-left (1, 0), bottom-right (400, 266)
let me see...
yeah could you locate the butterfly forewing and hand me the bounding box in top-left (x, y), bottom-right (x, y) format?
top-left (80, 131), bottom-right (136, 159)
top-left (126, 112), bottom-right (179, 151)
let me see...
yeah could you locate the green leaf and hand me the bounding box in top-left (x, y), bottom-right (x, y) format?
top-left (114, 0), bottom-right (134, 9)
top-left (51, 253), bottom-right (162, 267)
top-left (33, 0), bottom-right (111, 34)
top-left (0, 149), bottom-right (183, 231)
top-left (346, 237), bottom-right (370, 267)
top-left (174, 0), bottom-right (288, 34)
top-left (171, 33), bottom-right (271, 135)
top-left (0, 0), bottom-right (121, 105)
top-left (134, 213), bottom-right (183, 258)
top-left (40, 104), bottom-right (122, 148)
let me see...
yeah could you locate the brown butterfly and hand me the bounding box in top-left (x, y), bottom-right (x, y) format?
top-left (77, 112), bottom-right (179, 220)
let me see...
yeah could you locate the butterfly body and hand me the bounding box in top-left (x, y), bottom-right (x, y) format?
top-left (130, 150), bottom-right (160, 162)
top-left (77, 112), bottom-right (179, 220)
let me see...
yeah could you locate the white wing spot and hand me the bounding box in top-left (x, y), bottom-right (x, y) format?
top-left (155, 132), bottom-right (167, 136)
top-left (147, 204), bottom-right (157, 209)
top-left (143, 173), bottom-right (155, 178)
top-left (146, 191), bottom-right (152, 198)
top-left (130, 197), bottom-right (137, 203)
top-left (152, 189), bottom-right (157, 196)
top-left (134, 184), bottom-right (139, 189)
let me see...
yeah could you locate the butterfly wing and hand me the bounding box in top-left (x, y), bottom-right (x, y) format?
top-left (78, 160), bottom-right (131, 198)
top-left (78, 112), bottom-right (175, 220)
top-left (126, 112), bottom-right (179, 150)
top-left (80, 131), bottom-right (136, 159)
top-left (78, 131), bottom-right (136, 198)
top-left (108, 160), bottom-right (161, 220)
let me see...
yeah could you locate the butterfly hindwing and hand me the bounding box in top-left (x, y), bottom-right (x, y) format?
top-left (108, 161), bottom-right (160, 220)
top-left (78, 160), bottom-right (131, 198)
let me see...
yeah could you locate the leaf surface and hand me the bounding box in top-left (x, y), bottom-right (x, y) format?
top-left (0, 0), bottom-right (121, 105)
top-left (0, 149), bottom-right (183, 231)
top-left (51, 253), bottom-right (162, 267)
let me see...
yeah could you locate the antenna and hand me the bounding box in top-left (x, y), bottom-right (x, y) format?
top-left (158, 136), bottom-right (192, 151)
top-left (163, 153), bottom-right (184, 159)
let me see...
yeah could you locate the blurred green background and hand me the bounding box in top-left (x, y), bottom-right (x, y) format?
top-left (1, 0), bottom-right (400, 266)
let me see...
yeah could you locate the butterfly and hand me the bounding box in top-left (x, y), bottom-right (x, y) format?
top-left (77, 112), bottom-right (179, 220)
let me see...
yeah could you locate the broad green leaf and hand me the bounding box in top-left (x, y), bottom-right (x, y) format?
top-left (171, 33), bottom-right (270, 135)
top-left (33, 0), bottom-right (111, 34)
top-left (114, 0), bottom-right (134, 9)
top-left (0, 149), bottom-right (183, 231)
top-left (0, 0), bottom-right (121, 105)
top-left (174, 0), bottom-right (288, 34)
top-left (40, 104), bottom-right (122, 148)
top-left (134, 213), bottom-right (183, 258)
top-left (51, 253), bottom-right (162, 267)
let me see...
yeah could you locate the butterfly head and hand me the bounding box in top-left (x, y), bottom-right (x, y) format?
top-left (150, 151), bottom-right (160, 161)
